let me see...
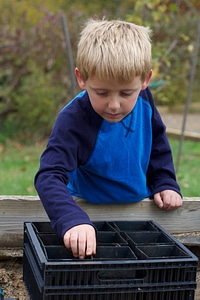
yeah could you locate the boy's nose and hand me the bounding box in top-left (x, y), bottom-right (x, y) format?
top-left (108, 96), bottom-right (120, 110)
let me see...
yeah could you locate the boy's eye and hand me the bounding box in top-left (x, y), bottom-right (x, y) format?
top-left (120, 91), bottom-right (133, 97)
top-left (94, 90), bottom-right (134, 97)
top-left (96, 91), bottom-right (108, 96)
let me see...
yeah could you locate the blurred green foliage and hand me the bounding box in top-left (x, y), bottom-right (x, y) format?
top-left (0, 0), bottom-right (199, 142)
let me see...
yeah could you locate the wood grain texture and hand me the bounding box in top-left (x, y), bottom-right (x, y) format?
top-left (0, 196), bottom-right (199, 247)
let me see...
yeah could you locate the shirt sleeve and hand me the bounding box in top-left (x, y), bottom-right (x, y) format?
top-left (145, 88), bottom-right (182, 196)
top-left (34, 96), bottom-right (102, 237)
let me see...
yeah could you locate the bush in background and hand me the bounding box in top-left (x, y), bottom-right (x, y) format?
top-left (127, 1), bottom-right (200, 107)
top-left (0, 9), bottom-right (78, 141)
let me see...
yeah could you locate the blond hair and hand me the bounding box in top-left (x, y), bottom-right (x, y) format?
top-left (76, 19), bottom-right (152, 82)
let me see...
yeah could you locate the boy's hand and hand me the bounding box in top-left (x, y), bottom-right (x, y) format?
top-left (63, 224), bottom-right (96, 259)
top-left (153, 190), bottom-right (182, 210)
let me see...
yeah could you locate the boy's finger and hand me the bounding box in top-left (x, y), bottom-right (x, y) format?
top-left (78, 236), bottom-right (87, 259)
top-left (68, 232), bottom-right (79, 257)
top-left (154, 194), bottom-right (163, 208)
top-left (86, 238), bottom-right (96, 257)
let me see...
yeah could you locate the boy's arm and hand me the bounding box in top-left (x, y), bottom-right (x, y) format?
top-left (35, 160), bottom-right (94, 237)
top-left (34, 97), bottom-right (102, 238)
top-left (145, 88), bottom-right (181, 197)
top-left (146, 125), bottom-right (181, 195)
top-left (35, 162), bottom-right (96, 258)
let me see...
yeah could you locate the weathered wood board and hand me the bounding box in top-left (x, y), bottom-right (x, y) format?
top-left (0, 196), bottom-right (200, 247)
top-left (167, 128), bottom-right (200, 141)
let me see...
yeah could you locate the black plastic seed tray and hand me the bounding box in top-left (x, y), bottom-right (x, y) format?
top-left (23, 220), bottom-right (198, 300)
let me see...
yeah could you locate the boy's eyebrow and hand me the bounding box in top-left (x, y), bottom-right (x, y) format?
top-left (90, 87), bottom-right (140, 92)
top-left (90, 87), bottom-right (107, 91)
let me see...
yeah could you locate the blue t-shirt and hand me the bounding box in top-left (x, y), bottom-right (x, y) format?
top-left (67, 94), bottom-right (152, 203)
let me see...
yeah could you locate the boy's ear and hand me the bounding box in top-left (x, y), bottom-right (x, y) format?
top-left (74, 68), bottom-right (86, 90)
top-left (141, 70), bottom-right (152, 90)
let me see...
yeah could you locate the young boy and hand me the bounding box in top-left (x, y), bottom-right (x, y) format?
top-left (35, 19), bottom-right (182, 259)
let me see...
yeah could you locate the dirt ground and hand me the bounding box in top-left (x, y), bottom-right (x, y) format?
top-left (0, 250), bottom-right (29, 300)
top-left (0, 247), bottom-right (199, 300)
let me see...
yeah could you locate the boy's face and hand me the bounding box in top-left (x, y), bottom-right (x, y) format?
top-left (75, 69), bottom-right (152, 123)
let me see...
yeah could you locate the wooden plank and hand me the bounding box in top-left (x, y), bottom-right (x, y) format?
top-left (0, 196), bottom-right (200, 247)
top-left (74, 197), bottom-right (200, 233)
top-left (0, 196), bottom-right (48, 247)
top-left (173, 233), bottom-right (200, 246)
top-left (167, 128), bottom-right (200, 141)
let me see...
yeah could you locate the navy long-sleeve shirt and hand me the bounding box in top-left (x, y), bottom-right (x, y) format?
top-left (35, 88), bottom-right (181, 237)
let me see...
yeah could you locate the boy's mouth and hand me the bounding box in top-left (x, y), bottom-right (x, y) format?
top-left (106, 113), bottom-right (121, 118)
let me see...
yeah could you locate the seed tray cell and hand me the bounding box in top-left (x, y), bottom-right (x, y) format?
top-left (109, 220), bottom-right (159, 232)
top-left (96, 246), bottom-right (137, 260)
top-left (123, 231), bottom-right (173, 245)
top-left (32, 222), bottom-right (56, 233)
top-left (135, 244), bottom-right (189, 260)
top-left (44, 246), bottom-right (75, 260)
top-left (96, 231), bottom-right (127, 246)
top-left (93, 221), bottom-right (116, 232)
top-left (38, 234), bottom-right (64, 246)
